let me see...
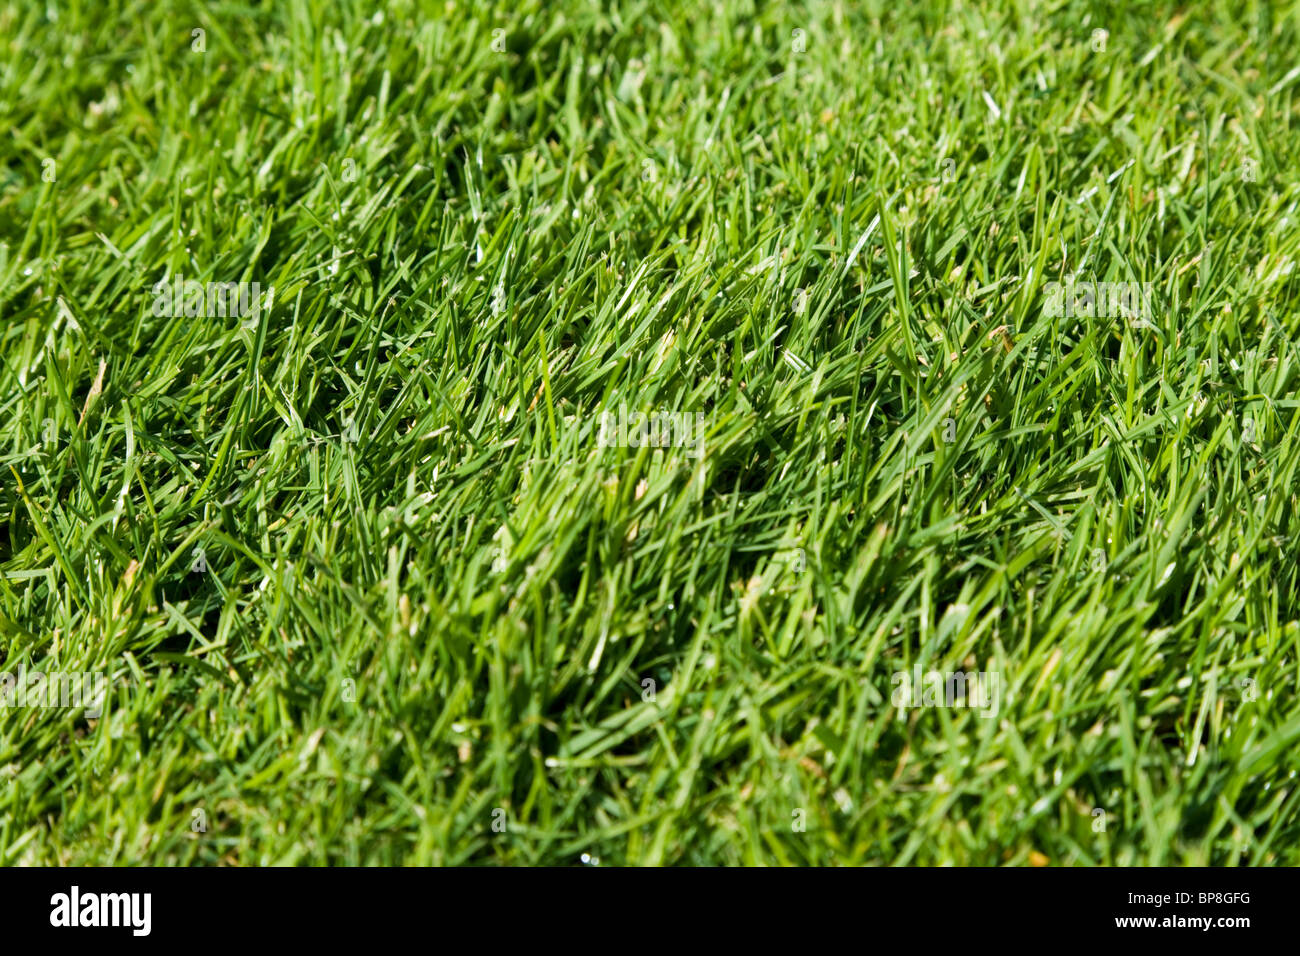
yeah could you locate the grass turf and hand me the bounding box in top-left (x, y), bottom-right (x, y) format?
top-left (2, 0), bottom-right (1300, 865)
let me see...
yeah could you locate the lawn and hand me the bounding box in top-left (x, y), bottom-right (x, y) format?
top-left (2, 0), bottom-right (1299, 865)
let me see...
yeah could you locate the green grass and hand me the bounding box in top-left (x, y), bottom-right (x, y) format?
top-left (2, 0), bottom-right (1300, 865)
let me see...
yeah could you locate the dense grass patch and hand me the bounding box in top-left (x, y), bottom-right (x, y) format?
top-left (2, 0), bottom-right (1299, 864)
